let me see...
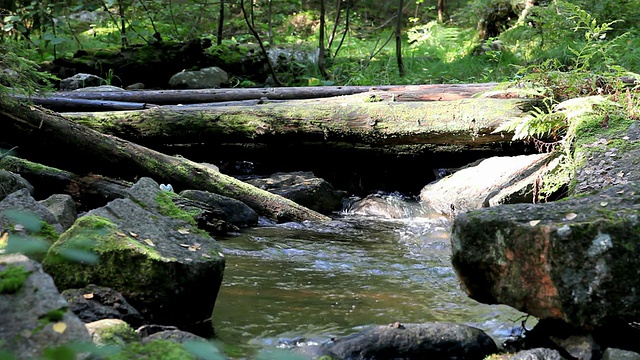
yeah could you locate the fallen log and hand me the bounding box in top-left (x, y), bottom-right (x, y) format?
top-left (63, 97), bottom-right (530, 149)
top-left (0, 99), bottom-right (330, 222)
top-left (0, 155), bottom-right (131, 211)
top-left (26, 97), bottom-right (154, 112)
top-left (44, 83), bottom-right (500, 105)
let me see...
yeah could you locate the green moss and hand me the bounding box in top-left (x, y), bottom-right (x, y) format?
top-left (42, 308), bottom-right (66, 322)
top-left (0, 264), bottom-right (30, 294)
top-left (108, 339), bottom-right (196, 360)
top-left (94, 321), bottom-right (140, 346)
top-left (38, 222), bottom-right (59, 243)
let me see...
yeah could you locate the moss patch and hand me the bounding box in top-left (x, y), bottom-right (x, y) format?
top-left (0, 264), bottom-right (30, 294)
top-left (107, 339), bottom-right (196, 360)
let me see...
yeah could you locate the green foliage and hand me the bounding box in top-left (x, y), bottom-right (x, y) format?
top-left (0, 42), bottom-right (56, 101)
top-left (0, 264), bottom-right (30, 294)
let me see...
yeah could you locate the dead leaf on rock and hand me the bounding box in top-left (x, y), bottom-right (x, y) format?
top-left (179, 244), bottom-right (190, 248)
top-left (202, 253), bottom-right (211, 258)
top-left (177, 228), bottom-right (190, 235)
top-left (565, 212), bottom-right (578, 220)
top-left (143, 239), bottom-right (155, 247)
top-left (14, 224), bottom-right (24, 231)
top-left (52, 322), bottom-right (67, 334)
top-left (0, 232), bottom-right (8, 246)
top-left (82, 293), bottom-right (94, 299)
top-left (129, 232), bottom-right (139, 238)
top-left (529, 220), bottom-right (541, 226)
top-left (600, 201), bottom-right (608, 207)
top-left (188, 246), bottom-right (197, 252)
top-left (116, 231), bottom-right (127, 237)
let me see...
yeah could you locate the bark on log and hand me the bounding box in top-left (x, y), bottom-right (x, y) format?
top-left (44, 83), bottom-right (500, 105)
top-left (26, 97), bottom-right (154, 112)
top-left (62, 97), bottom-right (531, 148)
top-left (0, 99), bottom-right (330, 222)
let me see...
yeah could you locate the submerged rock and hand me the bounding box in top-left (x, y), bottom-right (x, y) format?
top-left (323, 322), bottom-right (497, 360)
top-left (0, 254), bottom-right (91, 359)
top-left (43, 177), bottom-right (225, 336)
top-left (451, 181), bottom-right (640, 331)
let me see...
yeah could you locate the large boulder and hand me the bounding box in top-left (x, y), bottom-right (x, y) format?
top-left (0, 254), bottom-right (91, 359)
top-left (42, 178), bottom-right (225, 336)
top-left (168, 66), bottom-right (229, 89)
top-left (420, 153), bottom-right (557, 216)
top-left (245, 171), bottom-right (346, 214)
top-left (322, 322), bottom-right (498, 360)
top-left (451, 181), bottom-right (640, 331)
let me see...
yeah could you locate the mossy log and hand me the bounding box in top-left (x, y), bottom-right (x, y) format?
top-left (0, 99), bottom-right (330, 222)
top-left (62, 97), bottom-right (532, 149)
top-left (45, 83), bottom-right (501, 105)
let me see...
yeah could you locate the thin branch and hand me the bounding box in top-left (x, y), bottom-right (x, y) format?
top-left (240, 0), bottom-right (283, 86)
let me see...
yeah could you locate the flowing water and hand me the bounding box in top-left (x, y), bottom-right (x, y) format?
top-left (212, 195), bottom-right (532, 359)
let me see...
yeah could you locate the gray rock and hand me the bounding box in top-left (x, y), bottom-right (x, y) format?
top-left (550, 333), bottom-right (599, 360)
top-left (125, 82), bottom-right (145, 90)
top-left (602, 348), bottom-right (640, 360)
top-left (0, 254), bottom-right (91, 360)
top-left (325, 322), bottom-right (498, 360)
top-left (420, 153), bottom-right (557, 216)
top-left (179, 189), bottom-right (258, 227)
top-left (168, 66), bottom-right (229, 89)
top-left (42, 177), bottom-right (225, 336)
top-left (245, 171), bottom-right (346, 214)
top-left (73, 85), bottom-right (125, 92)
top-left (62, 284), bottom-right (145, 328)
top-left (39, 194), bottom-right (77, 231)
top-left (86, 318), bottom-right (141, 347)
top-left (0, 170), bottom-right (33, 202)
top-left (59, 73), bottom-right (105, 91)
top-left (345, 193), bottom-right (426, 219)
top-left (0, 188), bottom-right (63, 235)
top-left (142, 329), bottom-right (206, 344)
top-left (507, 348), bottom-right (566, 359)
top-left (451, 181), bottom-right (640, 330)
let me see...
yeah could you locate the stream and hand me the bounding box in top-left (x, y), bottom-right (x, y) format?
top-left (212, 194), bottom-right (533, 359)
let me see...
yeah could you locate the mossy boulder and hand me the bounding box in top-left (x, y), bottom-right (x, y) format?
top-left (0, 254), bottom-right (90, 359)
top-left (0, 169), bottom-right (33, 202)
top-left (43, 178), bottom-right (225, 336)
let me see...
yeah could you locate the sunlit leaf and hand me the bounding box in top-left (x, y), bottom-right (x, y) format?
top-left (565, 212), bottom-right (578, 220)
top-left (52, 322), bottom-right (67, 334)
top-left (178, 228), bottom-right (190, 234)
top-left (129, 232), bottom-right (139, 238)
top-left (529, 220), bottom-right (541, 226)
top-left (143, 239), bottom-right (155, 247)
top-left (600, 201), bottom-right (608, 207)
top-left (83, 293), bottom-right (94, 299)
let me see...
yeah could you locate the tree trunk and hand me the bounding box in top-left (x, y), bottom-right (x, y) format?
top-left (0, 99), bottom-right (330, 223)
top-left (395, 0), bottom-right (405, 77)
top-left (437, 0), bottom-right (445, 23)
top-left (318, 0), bottom-right (330, 79)
top-left (61, 97), bottom-right (531, 148)
top-left (40, 83), bottom-right (500, 105)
